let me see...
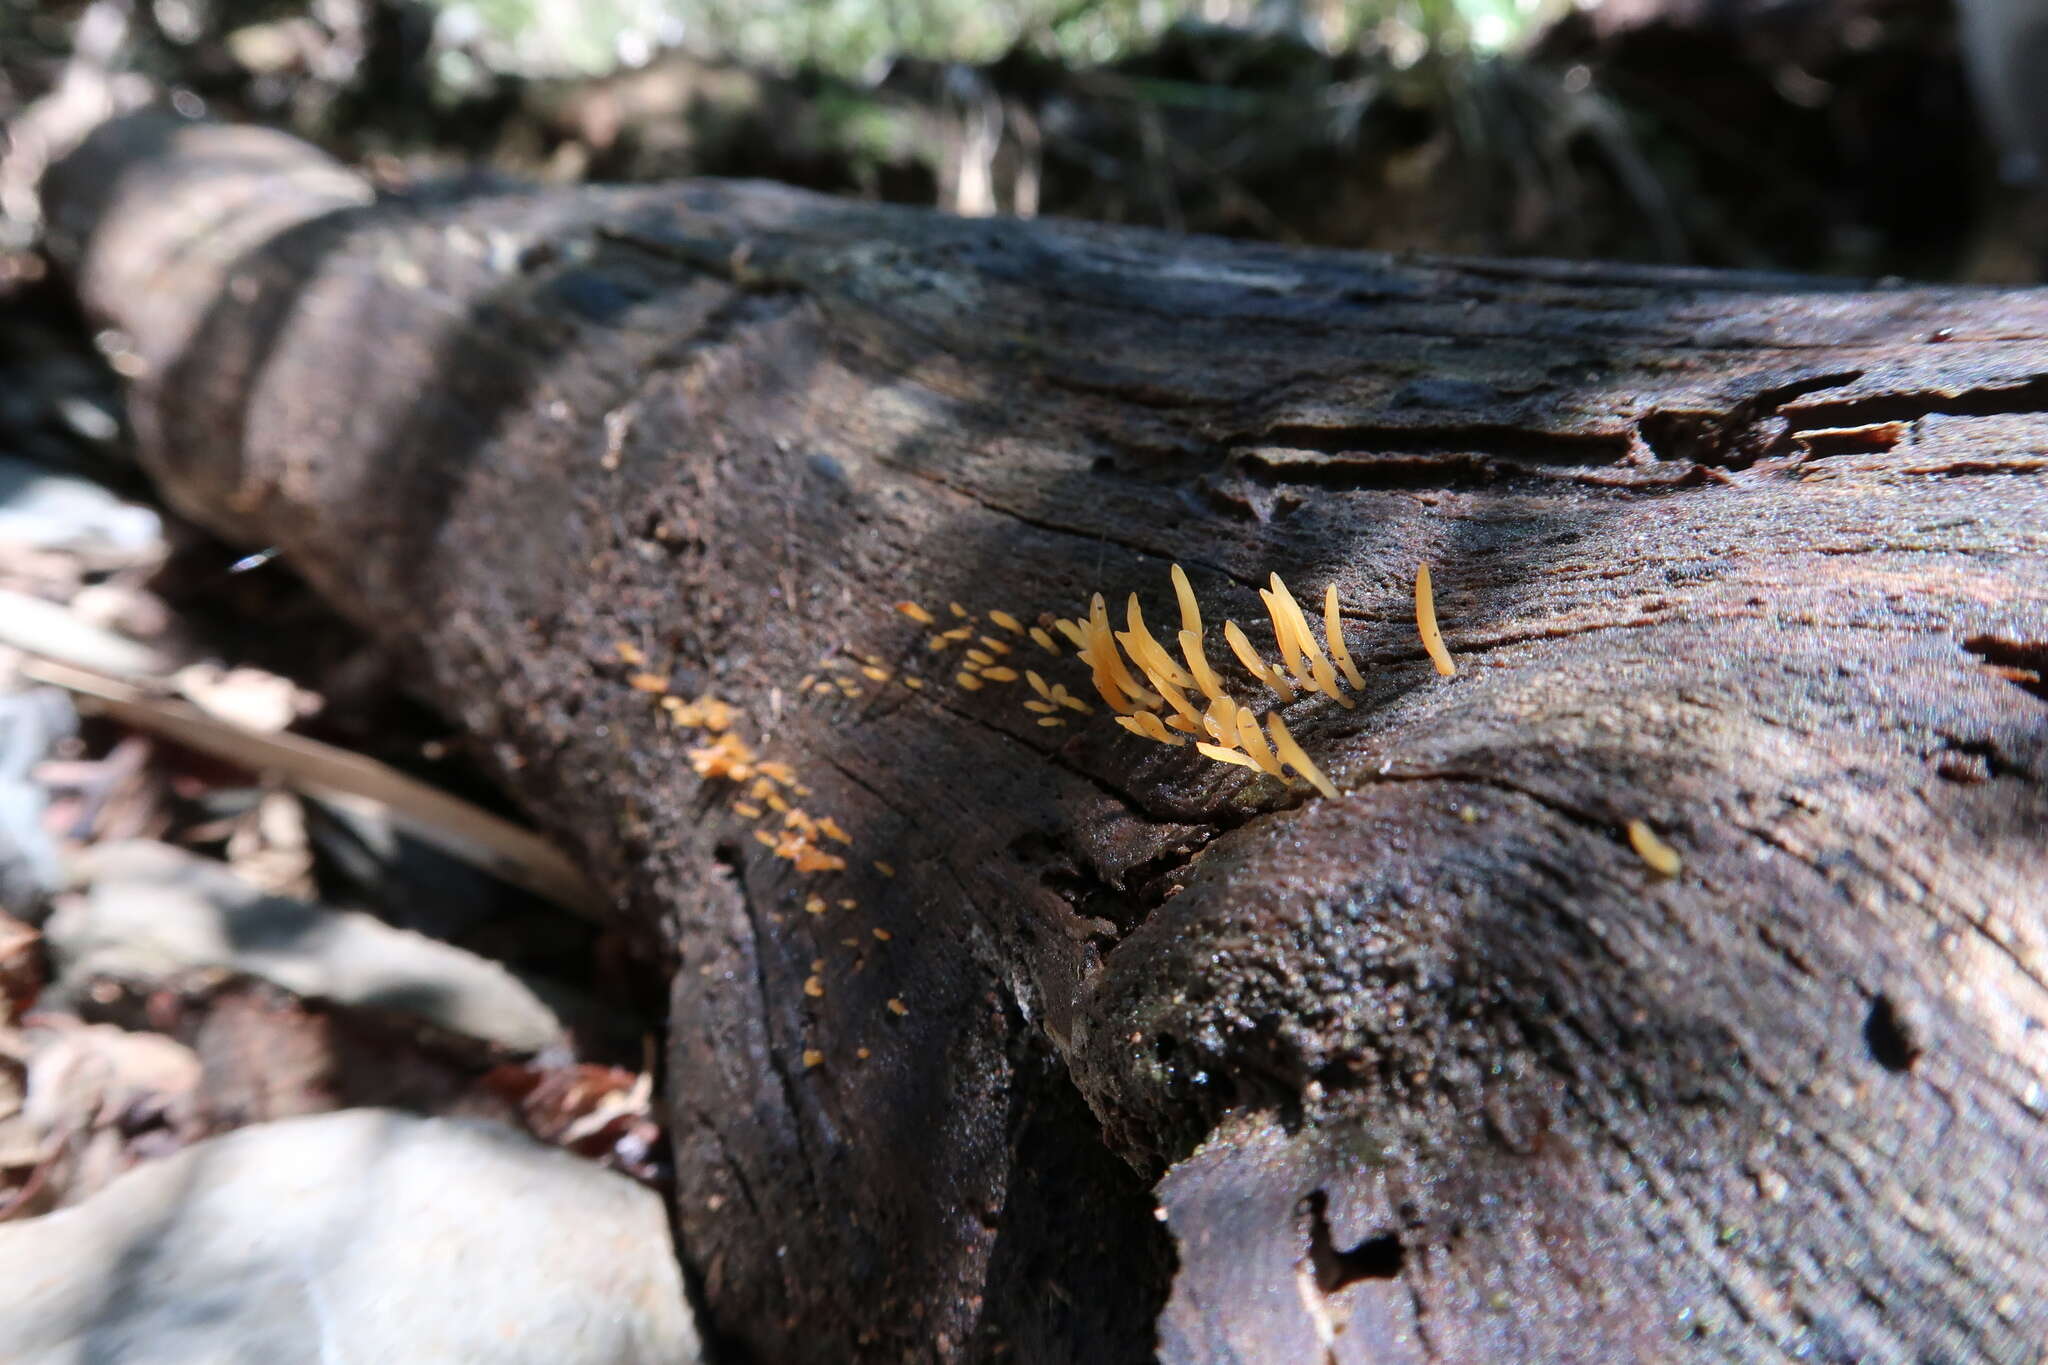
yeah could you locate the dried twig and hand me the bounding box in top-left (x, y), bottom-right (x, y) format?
top-left (20, 658), bottom-right (606, 919)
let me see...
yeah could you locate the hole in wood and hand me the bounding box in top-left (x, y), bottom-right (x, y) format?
top-left (1864, 993), bottom-right (1922, 1073)
top-left (1305, 1190), bottom-right (1405, 1293)
top-left (1963, 634), bottom-right (2048, 702)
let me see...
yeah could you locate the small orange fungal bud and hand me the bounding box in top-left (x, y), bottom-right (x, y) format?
top-left (1627, 820), bottom-right (1682, 877)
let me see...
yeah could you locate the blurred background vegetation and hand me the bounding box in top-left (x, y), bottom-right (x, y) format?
top-left (0, 0), bottom-right (2035, 285)
top-left (425, 0), bottom-right (1557, 80)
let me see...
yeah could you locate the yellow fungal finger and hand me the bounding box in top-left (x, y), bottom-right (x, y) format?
top-left (1180, 628), bottom-right (1228, 705)
top-left (1090, 594), bottom-right (1161, 710)
top-left (1125, 594), bottom-right (1195, 689)
top-left (1628, 820), bottom-right (1682, 877)
top-left (1261, 586), bottom-right (1308, 686)
top-left (1237, 704), bottom-right (1285, 776)
top-left (1417, 562), bottom-right (1455, 676)
top-left (1225, 620), bottom-right (1297, 703)
top-left (1170, 563), bottom-right (1203, 638)
top-left (1325, 583), bottom-right (1366, 691)
top-left (1028, 626), bottom-right (1061, 654)
top-left (1266, 712), bottom-right (1338, 799)
top-left (1114, 714), bottom-right (1174, 744)
top-left (1270, 575), bottom-right (1347, 704)
top-left (896, 602), bottom-right (935, 624)
top-left (1119, 628), bottom-right (1205, 728)
top-left (1132, 711), bottom-right (1184, 745)
top-left (988, 610), bottom-right (1024, 634)
top-left (1053, 618), bottom-right (1089, 648)
top-left (1205, 695), bottom-right (1240, 748)
top-left (1196, 742), bottom-right (1263, 770)
top-left (1025, 669), bottom-right (1054, 700)
top-left (1080, 639), bottom-right (1139, 715)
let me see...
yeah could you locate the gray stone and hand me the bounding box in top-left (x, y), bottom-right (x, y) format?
top-left (48, 841), bottom-right (567, 1053)
top-left (0, 687), bottom-right (77, 915)
top-left (0, 456), bottom-right (161, 558)
top-left (0, 1108), bottom-right (700, 1364)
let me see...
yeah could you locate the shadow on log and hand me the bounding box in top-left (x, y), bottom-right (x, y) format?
top-left (40, 113), bottom-right (2048, 1363)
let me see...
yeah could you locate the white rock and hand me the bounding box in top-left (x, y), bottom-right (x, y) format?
top-left (48, 841), bottom-right (566, 1053)
top-left (0, 1108), bottom-right (700, 1364)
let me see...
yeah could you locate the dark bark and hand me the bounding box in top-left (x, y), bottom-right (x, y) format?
top-left (41, 114), bottom-right (2048, 1364)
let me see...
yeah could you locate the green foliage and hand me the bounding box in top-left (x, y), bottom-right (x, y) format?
top-left (419, 0), bottom-right (1559, 82)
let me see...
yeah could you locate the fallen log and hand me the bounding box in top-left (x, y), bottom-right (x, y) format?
top-left (40, 112), bottom-right (2048, 1363)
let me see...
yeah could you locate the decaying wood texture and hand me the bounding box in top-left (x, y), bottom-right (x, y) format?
top-left (40, 114), bottom-right (2048, 1363)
